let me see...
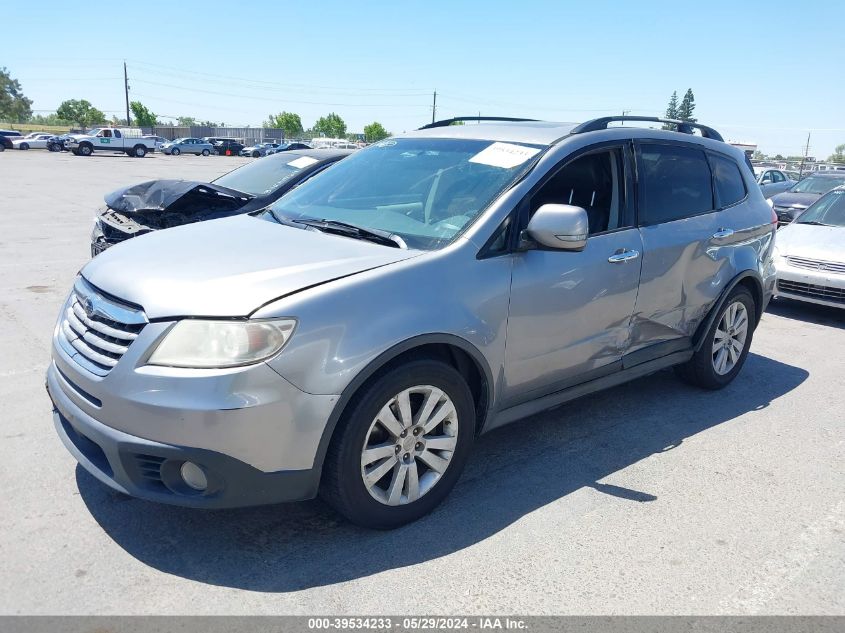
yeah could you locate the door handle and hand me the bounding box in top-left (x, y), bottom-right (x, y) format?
top-left (712, 228), bottom-right (735, 239)
top-left (608, 249), bottom-right (640, 263)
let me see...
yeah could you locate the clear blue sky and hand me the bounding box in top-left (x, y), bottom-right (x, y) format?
top-left (4, 0), bottom-right (844, 157)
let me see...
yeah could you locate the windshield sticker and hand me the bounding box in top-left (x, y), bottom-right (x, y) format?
top-left (287, 156), bottom-right (319, 169)
top-left (469, 142), bottom-right (540, 169)
top-left (373, 139), bottom-right (397, 148)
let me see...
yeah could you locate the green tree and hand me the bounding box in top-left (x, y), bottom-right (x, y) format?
top-left (130, 101), bottom-right (157, 127)
top-left (265, 111), bottom-right (304, 139)
top-left (662, 90), bottom-right (679, 129)
top-left (28, 113), bottom-right (71, 126)
top-left (0, 67), bottom-right (33, 123)
top-left (828, 143), bottom-right (845, 164)
top-left (176, 116), bottom-right (197, 126)
top-left (55, 99), bottom-right (105, 129)
top-left (752, 150), bottom-right (765, 161)
top-left (312, 112), bottom-right (346, 138)
top-left (677, 88), bottom-right (697, 123)
top-left (363, 121), bottom-right (389, 142)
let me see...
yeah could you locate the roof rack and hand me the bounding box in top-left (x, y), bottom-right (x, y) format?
top-left (419, 116), bottom-right (538, 130)
top-left (570, 116), bottom-right (724, 142)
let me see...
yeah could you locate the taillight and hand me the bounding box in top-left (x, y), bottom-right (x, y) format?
top-left (770, 207), bottom-right (778, 225)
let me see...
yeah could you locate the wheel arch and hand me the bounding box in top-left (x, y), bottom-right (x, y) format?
top-left (310, 334), bottom-right (494, 480)
top-left (693, 270), bottom-right (763, 353)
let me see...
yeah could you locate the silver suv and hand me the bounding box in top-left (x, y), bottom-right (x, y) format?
top-left (47, 116), bottom-right (777, 528)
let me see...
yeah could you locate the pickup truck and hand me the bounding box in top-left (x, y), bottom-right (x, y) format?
top-left (66, 127), bottom-right (158, 157)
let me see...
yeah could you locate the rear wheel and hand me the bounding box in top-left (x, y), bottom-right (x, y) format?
top-left (320, 359), bottom-right (475, 529)
top-left (133, 145), bottom-right (147, 158)
top-left (201, 148), bottom-right (210, 156)
top-left (676, 286), bottom-right (756, 390)
top-left (171, 147), bottom-right (180, 156)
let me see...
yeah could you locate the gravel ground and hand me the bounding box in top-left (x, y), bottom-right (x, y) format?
top-left (0, 150), bottom-right (842, 615)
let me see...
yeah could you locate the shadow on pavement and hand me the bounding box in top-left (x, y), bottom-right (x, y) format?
top-left (766, 297), bottom-right (844, 330)
top-left (78, 351), bottom-right (807, 592)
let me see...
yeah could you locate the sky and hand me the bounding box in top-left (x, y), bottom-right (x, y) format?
top-left (4, 0), bottom-right (844, 158)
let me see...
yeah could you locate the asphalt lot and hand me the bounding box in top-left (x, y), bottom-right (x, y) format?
top-left (0, 150), bottom-right (842, 615)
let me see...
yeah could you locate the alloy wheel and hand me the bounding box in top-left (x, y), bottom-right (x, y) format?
top-left (360, 385), bottom-right (458, 506)
top-left (712, 300), bottom-right (748, 375)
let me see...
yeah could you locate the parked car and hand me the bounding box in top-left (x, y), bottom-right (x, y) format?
top-left (213, 139), bottom-right (245, 156)
top-left (0, 129), bottom-right (22, 151)
top-left (754, 167), bottom-right (796, 198)
top-left (91, 149), bottom-right (350, 254)
top-left (45, 135), bottom-right (65, 152)
top-left (161, 138), bottom-right (214, 156)
top-left (266, 142), bottom-right (312, 155)
top-left (142, 135), bottom-right (168, 151)
top-left (773, 185), bottom-right (845, 308)
top-left (770, 172), bottom-right (845, 225)
top-left (240, 142), bottom-right (280, 158)
top-left (47, 115), bottom-right (775, 528)
top-left (11, 132), bottom-right (54, 150)
top-left (66, 127), bottom-right (158, 157)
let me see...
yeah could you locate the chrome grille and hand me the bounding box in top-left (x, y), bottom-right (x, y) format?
top-left (57, 278), bottom-right (147, 376)
top-left (786, 256), bottom-right (845, 275)
top-left (777, 280), bottom-right (845, 304)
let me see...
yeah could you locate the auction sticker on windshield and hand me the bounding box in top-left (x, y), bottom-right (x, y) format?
top-left (288, 156), bottom-right (319, 169)
top-left (469, 142), bottom-right (540, 168)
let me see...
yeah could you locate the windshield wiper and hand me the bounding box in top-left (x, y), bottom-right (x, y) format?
top-left (291, 218), bottom-right (406, 249)
top-left (796, 221), bottom-right (834, 226)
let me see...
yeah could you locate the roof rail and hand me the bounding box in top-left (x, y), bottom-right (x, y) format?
top-left (570, 116), bottom-right (724, 142)
top-left (419, 116), bottom-right (538, 130)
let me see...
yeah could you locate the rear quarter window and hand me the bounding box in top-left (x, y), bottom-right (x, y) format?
top-left (709, 153), bottom-right (747, 208)
top-left (638, 144), bottom-right (714, 225)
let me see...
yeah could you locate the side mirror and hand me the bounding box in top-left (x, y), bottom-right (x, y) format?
top-left (522, 204), bottom-right (589, 251)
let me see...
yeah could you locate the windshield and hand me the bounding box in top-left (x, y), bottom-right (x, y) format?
top-left (789, 175), bottom-right (845, 194)
top-left (86, 128), bottom-right (102, 137)
top-left (213, 154), bottom-right (317, 196)
top-left (266, 137), bottom-right (542, 250)
top-left (796, 189), bottom-right (845, 226)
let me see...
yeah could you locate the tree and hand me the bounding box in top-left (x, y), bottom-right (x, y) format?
top-left (265, 111), bottom-right (304, 139)
top-left (363, 121), bottom-right (389, 142)
top-left (176, 116), bottom-right (197, 126)
top-left (130, 101), bottom-right (157, 127)
top-left (28, 113), bottom-right (71, 126)
top-left (0, 67), bottom-right (33, 123)
top-left (677, 88), bottom-right (697, 123)
top-left (55, 99), bottom-right (105, 129)
top-left (828, 143), bottom-right (845, 164)
top-left (312, 112), bottom-right (346, 138)
top-left (752, 150), bottom-right (765, 161)
top-left (662, 91), bottom-right (679, 129)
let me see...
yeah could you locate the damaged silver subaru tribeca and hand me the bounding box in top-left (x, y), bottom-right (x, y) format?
top-left (48, 116), bottom-right (777, 528)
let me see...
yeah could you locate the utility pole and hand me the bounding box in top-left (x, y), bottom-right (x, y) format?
top-left (620, 109), bottom-right (630, 126)
top-left (123, 61), bottom-right (131, 127)
top-left (431, 90), bottom-right (437, 124)
top-left (799, 132), bottom-right (811, 178)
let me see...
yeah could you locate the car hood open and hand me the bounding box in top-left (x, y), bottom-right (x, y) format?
top-left (82, 214), bottom-right (421, 318)
top-left (776, 223), bottom-right (845, 261)
top-left (104, 179), bottom-right (252, 214)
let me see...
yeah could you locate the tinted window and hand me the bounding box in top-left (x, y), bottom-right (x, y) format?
top-left (639, 144), bottom-right (713, 224)
top-left (531, 148), bottom-right (627, 234)
top-left (709, 153), bottom-right (746, 207)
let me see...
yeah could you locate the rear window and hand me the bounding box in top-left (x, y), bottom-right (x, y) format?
top-left (709, 153), bottom-right (746, 208)
top-left (639, 144), bottom-right (714, 224)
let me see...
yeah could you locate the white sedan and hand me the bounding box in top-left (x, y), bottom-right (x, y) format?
top-left (12, 133), bottom-right (54, 150)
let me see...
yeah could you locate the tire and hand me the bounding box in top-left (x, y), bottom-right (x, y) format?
top-left (252, 150), bottom-right (260, 158)
top-left (0, 144), bottom-right (5, 152)
top-left (20, 143), bottom-right (29, 150)
top-left (78, 143), bottom-right (92, 156)
top-left (71, 149), bottom-right (80, 156)
top-left (133, 145), bottom-right (147, 158)
top-left (320, 359), bottom-right (475, 529)
top-left (171, 147), bottom-right (180, 156)
top-left (201, 148), bottom-right (210, 156)
top-left (676, 286), bottom-right (756, 390)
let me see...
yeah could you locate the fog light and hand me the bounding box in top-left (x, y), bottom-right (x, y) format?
top-left (180, 461), bottom-right (208, 491)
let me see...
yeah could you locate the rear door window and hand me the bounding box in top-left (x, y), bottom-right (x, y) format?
top-left (709, 153), bottom-right (747, 208)
top-left (638, 144), bottom-right (714, 225)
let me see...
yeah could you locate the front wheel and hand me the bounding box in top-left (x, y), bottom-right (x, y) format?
top-left (320, 359), bottom-right (475, 529)
top-left (170, 147), bottom-right (180, 156)
top-left (20, 143), bottom-right (29, 150)
top-left (676, 286), bottom-right (756, 390)
top-left (78, 143), bottom-right (92, 156)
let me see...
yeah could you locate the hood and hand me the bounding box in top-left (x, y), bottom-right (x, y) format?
top-left (81, 214), bottom-right (421, 318)
top-left (103, 179), bottom-right (252, 215)
top-left (776, 223), bottom-right (845, 262)
top-left (769, 191), bottom-right (820, 209)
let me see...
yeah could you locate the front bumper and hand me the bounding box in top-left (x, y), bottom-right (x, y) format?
top-left (774, 257), bottom-right (845, 309)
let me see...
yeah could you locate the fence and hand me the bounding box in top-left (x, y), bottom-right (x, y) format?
top-left (146, 126), bottom-right (293, 145)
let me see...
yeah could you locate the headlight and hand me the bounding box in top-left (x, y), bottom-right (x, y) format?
top-left (91, 216), bottom-right (104, 240)
top-left (148, 319), bottom-right (296, 368)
